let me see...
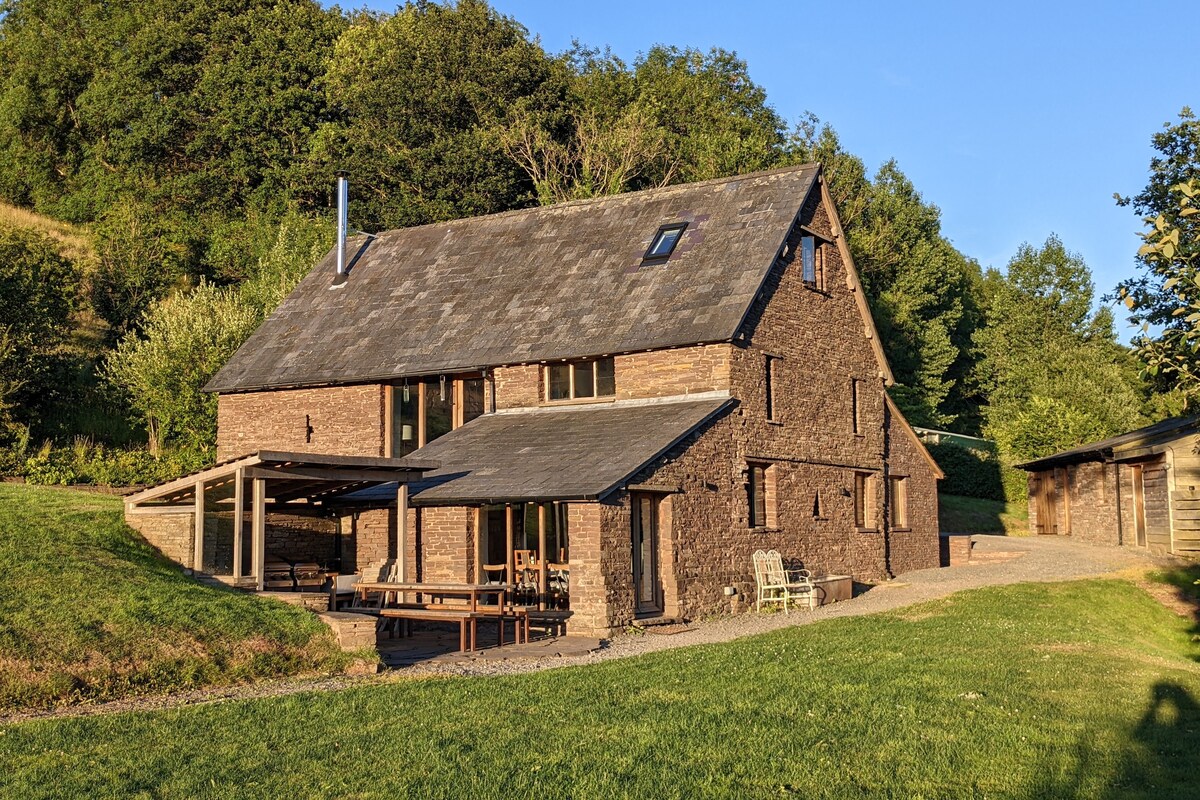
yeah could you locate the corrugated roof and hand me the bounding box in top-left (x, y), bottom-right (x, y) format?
top-left (205, 165), bottom-right (820, 393)
top-left (1014, 415), bottom-right (1200, 471)
top-left (339, 397), bottom-right (734, 505)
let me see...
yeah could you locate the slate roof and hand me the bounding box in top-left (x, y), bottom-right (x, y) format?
top-left (339, 397), bottom-right (735, 505)
top-left (1014, 415), bottom-right (1200, 471)
top-left (205, 165), bottom-right (821, 393)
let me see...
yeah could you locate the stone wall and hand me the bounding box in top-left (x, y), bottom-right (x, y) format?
top-left (1026, 458), bottom-right (1171, 552)
top-left (883, 406), bottom-right (941, 576)
top-left (489, 344), bottom-right (732, 411)
top-left (216, 384), bottom-right (387, 460)
top-left (125, 510), bottom-right (194, 569)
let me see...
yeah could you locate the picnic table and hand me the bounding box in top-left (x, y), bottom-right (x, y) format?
top-left (354, 581), bottom-right (526, 651)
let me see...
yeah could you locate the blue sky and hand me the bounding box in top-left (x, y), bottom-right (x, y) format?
top-left (356, 1), bottom-right (1193, 335)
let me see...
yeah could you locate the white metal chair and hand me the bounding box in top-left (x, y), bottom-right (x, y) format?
top-left (752, 549), bottom-right (817, 613)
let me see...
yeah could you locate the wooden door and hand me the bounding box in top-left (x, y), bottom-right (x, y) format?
top-left (631, 494), bottom-right (662, 616)
top-left (1035, 472), bottom-right (1058, 535)
top-left (1132, 464), bottom-right (1147, 547)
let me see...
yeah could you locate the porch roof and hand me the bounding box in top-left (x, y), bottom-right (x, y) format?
top-left (343, 396), bottom-right (735, 506)
top-left (124, 450), bottom-right (437, 510)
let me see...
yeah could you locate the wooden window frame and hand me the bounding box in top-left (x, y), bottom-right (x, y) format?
top-left (854, 471), bottom-right (877, 531)
top-left (888, 475), bottom-right (909, 531)
top-left (851, 378), bottom-right (862, 435)
top-left (385, 374), bottom-right (483, 457)
top-left (765, 355), bottom-right (780, 423)
top-left (747, 462), bottom-right (777, 530)
top-left (801, 235), bottom-right (826, 291)
top-left (544, 357), bottom-right (616, 403)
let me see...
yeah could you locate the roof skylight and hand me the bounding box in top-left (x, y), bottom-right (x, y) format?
top-left (643, 222), bottom-right (688, 261)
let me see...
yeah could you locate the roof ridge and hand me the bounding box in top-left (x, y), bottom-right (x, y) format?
top-left (365, 162), bottom-right (821, 240)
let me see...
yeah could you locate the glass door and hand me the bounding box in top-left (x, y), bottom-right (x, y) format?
top-left (631, 494), bottom-right (662, 615)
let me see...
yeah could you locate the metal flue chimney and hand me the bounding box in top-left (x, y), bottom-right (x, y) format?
top-left (335, 170), bottom-right (349, 277)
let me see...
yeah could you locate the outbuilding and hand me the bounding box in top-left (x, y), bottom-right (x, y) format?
top-left (1015, 415), bottom-right (1200, 556)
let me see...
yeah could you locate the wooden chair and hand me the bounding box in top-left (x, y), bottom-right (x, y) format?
top-left (752, 549), bottom-right (816, 613)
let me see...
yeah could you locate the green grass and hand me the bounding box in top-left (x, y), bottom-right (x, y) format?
top-left (939, 492), bottom-right (1029, 534)
top-left (0, 484), bottom-right (351, 710)
top-left (2, 579), bottom-right (1198, 799)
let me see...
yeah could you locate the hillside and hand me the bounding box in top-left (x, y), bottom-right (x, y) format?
top-left (0, 201), bottom-right (94, 263)
top-left (0, 484), bottom-right (351, 710)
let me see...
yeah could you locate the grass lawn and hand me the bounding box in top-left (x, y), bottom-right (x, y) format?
top-left (2, 579), bottom-right (1199, 799)
top-left (0, 484), bottom-right (350, 711)
top-left (940, 492), bottom-right (1029, 534)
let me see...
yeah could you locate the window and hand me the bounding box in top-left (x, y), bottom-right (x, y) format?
top-left (545, 357), bottom-right (616, 402)
top-left (888, 476), bottom-right (908, 529)
top-left (765, 355), bottom-right (779, 422)
top-left (643, 223), bottom-right (688, 261)
top-left (851, 378), bottom-right (862, 435)
top-left (389, 374), bottom-right (483, 456)
top-left (854, 471), bottom-right (877, 530)
top-left (748, 462), bottom-right (777, 528)
top-left (801, 236), bottom-right (824, 289)
top-left (812, 491), bottom-right (825, 519)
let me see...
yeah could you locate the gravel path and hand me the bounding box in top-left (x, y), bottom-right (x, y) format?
top-left (1, 536), bottom-right (1173, 726)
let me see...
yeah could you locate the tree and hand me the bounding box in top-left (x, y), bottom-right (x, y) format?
top-left (977, 236), bottom-right (1149, 493)
top-left (0, 0), bottom-right (346, 307)
top-left (306, 0), bottom-right (563, 231)
top-left (104, 283), bottom-right (258, 453)
top-left (504, 43), bottom-right (788, 204)
top-left (1119, 179), bottom-right (1200, 401)
top-left (0, 224), bottom-right (78, 434)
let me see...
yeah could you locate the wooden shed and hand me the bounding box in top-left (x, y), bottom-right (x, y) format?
top-left (1015, 416), bottom-right (1200, 557)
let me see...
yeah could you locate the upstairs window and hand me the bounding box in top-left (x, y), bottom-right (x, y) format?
top-left (643, 222), bottom-right (688, 261)
top-left (765, 355), bottom-right (779, 422)
top-left (801, 235), bottom-right (825, 290)
top-left (546, 357), bottom-right (616, 402)
top-left (390, 374), bottom-right (483, 457)
top-left (851, 378), bottom-right (863, 435)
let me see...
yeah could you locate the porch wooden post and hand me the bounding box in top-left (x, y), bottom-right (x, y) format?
top-left (252, 477), bottom-right (266, 591)
top-left (192, 480), bottom-right (205, 573)
top-left (396, 483), bottom-right (409, 582)
top-left (232, 468), bottom-right (244, 581)
top-left (505, 504), bottom-right (515, 586)
top-left (473, 506), bottom-right (484, 584)
top-left (537, 503), bottom-right (548, 610)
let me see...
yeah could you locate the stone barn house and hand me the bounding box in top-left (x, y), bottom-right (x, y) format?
top-left (124, 164), bottom-right (944, 636)
top-left (1016, 415), bottom-right (1200, 557)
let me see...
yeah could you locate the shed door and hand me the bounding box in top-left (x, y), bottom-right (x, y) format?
top-left (1035, 473), bottom-right (1058, 535)
top-left (1132, 464), bottom-right (1147, 548)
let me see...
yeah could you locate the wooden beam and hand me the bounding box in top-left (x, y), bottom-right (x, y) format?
top-left (252, 477), bottom-right (266, 591)
top-left (538, 503), bottom-right (548, 611)
top-left (193, 479), bottom-right (205, 573)
top-left (473, 506), bottom-right (484, 584)
top-left (125, 453), bottom-right (262, 506)
top-left (505, 504), bottom-right (515, 587)
top-left (244, 466), bottom-right (426, 483)
top-left (232, 468), bottom-right (244, 581)
top-left (396, 483), bottom-right (409, 582)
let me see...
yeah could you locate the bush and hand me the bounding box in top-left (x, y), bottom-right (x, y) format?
top-left (925, 440), bottom-right (1006, 501)
top-left (20, 439), bottom-right (212, 487)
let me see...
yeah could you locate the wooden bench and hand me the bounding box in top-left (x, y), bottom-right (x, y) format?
top-left (378, 608), bottom-right (481, 652)
top-left (385, 603), bottom-right (530, 646)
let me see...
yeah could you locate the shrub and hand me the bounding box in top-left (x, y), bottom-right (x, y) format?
top-left (925, 440), bottom-right (1006, 501)
top-left (21, 441), bottom-right (213, 487)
